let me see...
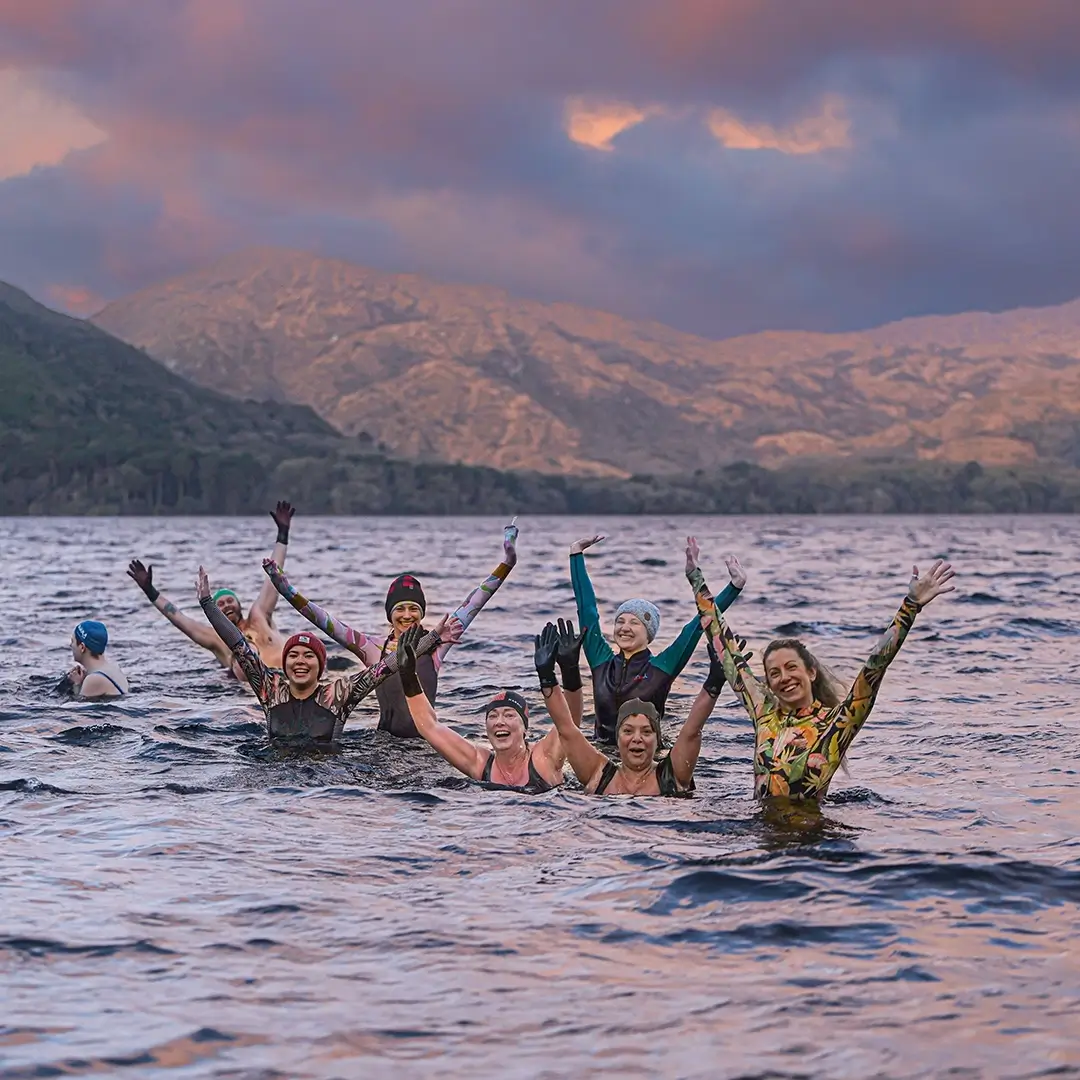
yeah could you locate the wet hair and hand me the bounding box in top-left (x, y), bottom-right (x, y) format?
top-left (761, 638), bottom-right (847, 708)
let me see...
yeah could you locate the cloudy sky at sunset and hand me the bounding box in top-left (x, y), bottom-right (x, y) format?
top-left (2, 0), bottom-right (1080, 337)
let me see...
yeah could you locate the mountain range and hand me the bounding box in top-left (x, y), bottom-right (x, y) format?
top-left (5, 275), bottom-right (1079, 514)
top-left (91, 247), bottom-right (1080, 478)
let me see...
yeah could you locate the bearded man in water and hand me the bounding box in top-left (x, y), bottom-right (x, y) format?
top-left (127, 501), bottom-right (295, 675)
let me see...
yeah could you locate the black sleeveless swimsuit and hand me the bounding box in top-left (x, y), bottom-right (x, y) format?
top-left (480, 751), bottom-right (553, 794)
top-left (594, 754), bottom-right (691, 797)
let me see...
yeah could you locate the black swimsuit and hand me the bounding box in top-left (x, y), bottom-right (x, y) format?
top-left (480, 751), bottom-right (553, 794)
top-left (594, 754), bottom-right (691, 797)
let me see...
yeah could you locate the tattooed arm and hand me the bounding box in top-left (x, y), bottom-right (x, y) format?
top-left (129, 559), bottom-right (232, 666)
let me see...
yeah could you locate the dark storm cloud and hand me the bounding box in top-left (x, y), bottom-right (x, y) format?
top-left (1, 0), bottom-right (1079, 334)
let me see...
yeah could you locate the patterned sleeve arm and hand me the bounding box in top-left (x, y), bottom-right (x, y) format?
top-left (263, 560), bottom-right (378, 665)
top-left (823, 596), bottom-right (921, 761)
top-left (335, 626), bottom-right (445, 735)
top-left (434, 519), bottom-right (519, 666)
top-left (200, 595), bottom-right (271, 709)
top-left (687, 566), bottom-right (770, 726)
top-left (654, 579), bottom-right (744, 676)
top-left (570, 551), bottom-right (615, 668)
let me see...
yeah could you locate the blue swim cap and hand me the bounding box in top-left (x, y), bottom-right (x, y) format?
top-left (74, 620), bottom-right (108, 655)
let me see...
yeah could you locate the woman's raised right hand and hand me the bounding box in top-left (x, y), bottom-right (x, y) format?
top-left (569, 534), bottom-right (605, 555)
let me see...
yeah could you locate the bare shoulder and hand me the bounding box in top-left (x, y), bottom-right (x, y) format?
top-left (80, 673), bottom-right (123, 697)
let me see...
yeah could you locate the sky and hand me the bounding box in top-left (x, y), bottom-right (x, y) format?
top-left (2, 0), bottom-right (1080, 339)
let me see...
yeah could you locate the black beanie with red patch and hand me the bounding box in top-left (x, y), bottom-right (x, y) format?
top-left (385, 574), bottom-right (426, 621)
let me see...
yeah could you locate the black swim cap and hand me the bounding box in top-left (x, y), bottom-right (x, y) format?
top-left (485, 690), bottom-right (529, 729)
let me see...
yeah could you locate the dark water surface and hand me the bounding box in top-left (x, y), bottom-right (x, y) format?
top-left (2, 516), bottom-right (1078, 1079)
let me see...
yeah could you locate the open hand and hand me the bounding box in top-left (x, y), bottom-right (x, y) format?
top-left (534, 622), bottom-right (559, 674)
top-left (908, 560), bottom-right (956, 606)
top-left (570, 534), bottom-right (605, 556)
top-left (434, 614), bottom-right (464, 645)
top-left (555, 617), bottom-right (586, 669)
top-left (196, 566), bottom-right (211, 601)
top-left (725, 554), bottom-right (746, 590)
top-left (534, 622), bottom-right (559, 688)
top-left (127, 559), bottom-right (154, 593)
top-left (270, 501), bottom-right (295, 532)
top-left (398, 624), bottom-right (424, 680)
top-left (262, 557), bottom-right (281, 577)
top-left (685, 536), bottom-right (701, 574)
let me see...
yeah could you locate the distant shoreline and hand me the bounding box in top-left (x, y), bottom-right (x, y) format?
top-left (6, 459), bottom-right (1080, 515)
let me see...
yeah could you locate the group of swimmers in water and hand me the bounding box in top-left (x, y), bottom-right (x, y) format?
top-left (63, 502), bottom-right (955, 802)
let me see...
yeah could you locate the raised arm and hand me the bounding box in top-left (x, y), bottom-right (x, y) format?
top-left (535, 624), bottom-right (608, 790)
top-left (685, 538), bottom-right (771, 726)
top-left (553, 617), bottom-right (586, 729)
top-left (533, 619), bottom-right (585, 768)
top-left (249, 501), bottom-right (294, 623)
top-left (128, 559), bottom-right (229, 659)
top-left (397, 628), bottom-right (488, 779)
top-left (569, 535), bottom-right (615, 669)
top-left (263, 558), bottom-right (381, 667)
top-left (825, 561), bottom-right (955, 763)
top-left (434, 518), bottom-right (520, 664)
top-left (668, 640), bottom-right (728, 788)
top-left (653, 555), bottom-right (745, 676)
top-left (337, 614), bottom-right (462, 726)
top-left (197, 566), bottom-right (271, 707)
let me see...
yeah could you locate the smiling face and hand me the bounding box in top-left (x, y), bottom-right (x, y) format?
top-left (390, 601), bottom-right (424, 635)
top-left (284, 645), bottom-right (321, 692)
top-left (764, 646), bottom-right (816, 711)
top-left (613, 612), bottom-right (649, 656)
top-left (484, 705), bottom-right (526, 753)
top-left (216, 593), bottom-right (243, 625)
top-left (616, 713), bottom-right (658, 771)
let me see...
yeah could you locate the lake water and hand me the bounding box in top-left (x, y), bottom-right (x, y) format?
top-left (1, 515), bottom-right (1078, 1079)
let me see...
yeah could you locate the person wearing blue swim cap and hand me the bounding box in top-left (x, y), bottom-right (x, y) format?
top-left (65, 620), bottom-right (129, 698)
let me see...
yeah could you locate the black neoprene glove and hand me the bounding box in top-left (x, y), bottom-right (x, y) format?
top-left (554, 617), bottom-right (586, 693)
top-left (271, 500), bottom-right (295, 545)
top-left (397, 625), bottom-right (425, 698)
top-left (127, 559), bottom-right (159, 603)
top-left (703, 639), bottom-right (726, 698)
top-left (534, 622), bottom-right (559, 690)
top-left (703, 635), bottom-right (752, 697)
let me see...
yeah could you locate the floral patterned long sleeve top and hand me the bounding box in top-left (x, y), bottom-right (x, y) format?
top-left (687, 565), bottom-right (921, 801)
